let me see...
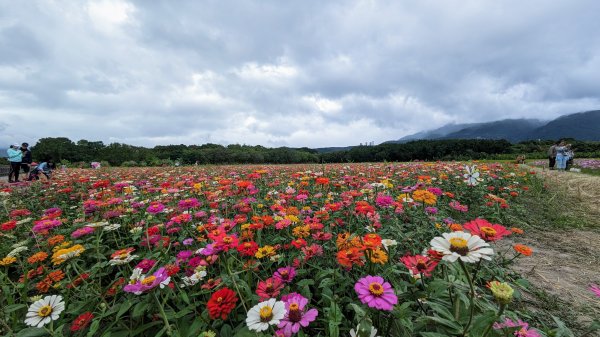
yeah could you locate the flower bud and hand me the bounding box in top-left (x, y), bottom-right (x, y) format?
top-left (489, 281), bottom-right (514, 305)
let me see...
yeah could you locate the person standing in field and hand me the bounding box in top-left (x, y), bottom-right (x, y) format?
top-left (20, 143), bottom-right (32, 181)
top-left (554, 140), bottom-right (568, 171)
top-left (7, 143), bottom-right (23, 183)
top-left (565, 144), bottom-right (574, 171)
top-left (547, 141), bottom-right (559, 170)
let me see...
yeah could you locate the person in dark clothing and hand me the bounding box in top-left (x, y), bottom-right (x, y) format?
top-left (20, 143), bottom-right (32, 181)
top-left (27, 159), bottom-right (54, 181)
top-left (548, 141), bottom-right (559, 170)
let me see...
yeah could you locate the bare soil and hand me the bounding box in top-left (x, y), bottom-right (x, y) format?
top-left (512, 167), bottom-right (600, 325)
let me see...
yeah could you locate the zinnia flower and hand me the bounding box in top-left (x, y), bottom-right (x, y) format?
top-left (246, 298), bottom-right (286, 332)
top-left (513, 244), bottom-right (533, 256)
top-left (273, 266), bottom-right (297, 284)
top-left (430, 231), bottom-right (494, 263)
top-left (463, 165), bottom-right (481, 186)
top-left (462, 218), bottom-right (511, 242)
top-left (354, 275), bottom-right (398, 311)
top-left (207, 287), bottom-right (238, 320)
top-left (256, 277), bottom-right (284, 300)
top-left (277, 293), bottom-right (318, 337)
top-left (400, 254), bottom-right (438, 277)
top-left (70, 311), bottom-right (94, 332)
top-left (51, 244), bottom-right (85, 265)
top-left (24, 295), bottom-right (65, 328)
top-left (123, 267), bottom-right (171, 295)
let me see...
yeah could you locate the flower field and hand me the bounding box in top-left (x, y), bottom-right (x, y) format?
top-left (1, 163), bottom-right (544, 336)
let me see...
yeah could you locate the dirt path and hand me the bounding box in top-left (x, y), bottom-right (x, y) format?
top-left (512, 167), bottom-right (600, 325)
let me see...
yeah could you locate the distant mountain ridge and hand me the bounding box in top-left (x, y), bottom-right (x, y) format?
top-left (388, 110), bottom-right (600, 143)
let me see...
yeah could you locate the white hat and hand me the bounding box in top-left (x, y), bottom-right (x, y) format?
top-left (12, 143), bottom-right (20, 147)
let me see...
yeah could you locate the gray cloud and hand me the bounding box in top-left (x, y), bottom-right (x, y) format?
top-left (0, 0), bottom-right (599, 149)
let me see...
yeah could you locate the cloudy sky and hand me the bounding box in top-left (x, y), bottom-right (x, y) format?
top-left (1, 0), bottom-right (599, 148)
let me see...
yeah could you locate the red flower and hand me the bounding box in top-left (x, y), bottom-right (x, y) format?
top-left (400, 254), bottom-right (438, 277)
top-left (236, 241), bottom-right (259, 257)
top-left (71, 312), bottom-right (94, 332)
top-left (256, 277), bottom-right (284, 300)
top-left (462, 218), bottom-right (511, 242)
top-left (1, 220), bottom-right (16, 231)
top-left (207, 287), bottom-right (238, 320)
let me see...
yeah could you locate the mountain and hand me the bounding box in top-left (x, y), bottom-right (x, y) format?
top-left (439, 119), bottom-right (545, 142)
top-left (388, 110), bottom-right (600, 143)
top-left (530, 110), bottom-right (600, 141)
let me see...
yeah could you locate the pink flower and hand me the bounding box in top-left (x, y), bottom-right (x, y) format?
top-left (590, 284), bottom-right (600, 298)
top-left (71, 226), bottom-right (95, 238)
top-left (449, 201), bottom-right (468, 212)
top-left (375, 195), bottom-right (394, 208)
top-left (178, 198), bottom-right (201, 210)
top-left (256, 277), bottom-right (284, 301)
top-left (123, 267), bottom-right (171, 295)
top-left (463, 218), bottom-right (511, 242)
top-left (493, 318), bottom-right (541, 337)
top-left (277, 293), bottom-right (318, 337)
top-left (354, 275), bottom-right (397, 311)
top-left (400, 254), bottom-right (438, 277)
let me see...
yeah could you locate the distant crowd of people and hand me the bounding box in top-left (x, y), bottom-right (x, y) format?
top-left (6, 143), bottom-right (54, 183)
top-left (547, 140), bottom-right (574, 171)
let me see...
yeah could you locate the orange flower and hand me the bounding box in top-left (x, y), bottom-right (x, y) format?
top-left (511, 227), bottom-right (524, 235)
top-left (363, 233), bottom-right (382, 250)
top-left (336, 247), bottom-right (364, 268)
top-left (369, 248), bottom-right (388, 264)
top-left (48, 235), bottom-right (65, 247)
top-left (48, 270), bottom-right (66, 282)
top-left (513, 244), bottom-right (533, 256)
top-left (449, 223), bottom-right (463, 232)
top-left (412, 190), bottom-right (437, 205)
top-left (27, 252), bottom-right (49, 264)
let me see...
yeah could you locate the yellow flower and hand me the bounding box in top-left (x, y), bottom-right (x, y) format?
top-left (255, 245), bottom-right (276, 259)
top-left (292, 225), bottom-right (310, 238)
top-left (488, 281), bottom-right (514, 305)
top-left (285, 215), bottom-right (299, 223)
top-left (51, 244), bottom-right (85, 265)
top-left (412, 190), bottom-right (437, 205)
top-left (369, 248), bottom-right (388, 264)
top-left (0, 256), bottom-right (17, 266)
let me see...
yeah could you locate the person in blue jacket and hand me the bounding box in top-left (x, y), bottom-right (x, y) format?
top-left (7, 143), bottom-right (23, 183)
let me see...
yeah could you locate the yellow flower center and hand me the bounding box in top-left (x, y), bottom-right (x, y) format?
top-left (288, 303), bottom-right (302, 322)
top-left (369, 282), bottom-right (384, 296)
top-left (480, 227), bottom-right (497, 237)
top-left (449, 237), bottom-right (469, 256)
top-left (141, 276), bottom-right (156, 286)
top-left (259, 306), bottom-right (273, 322)
top-left (38, 305), bottom-right (53, 317)
top-left (217, 296), bottom-right (223, 303)
top-left (223, 237), bottom-right (232, 244)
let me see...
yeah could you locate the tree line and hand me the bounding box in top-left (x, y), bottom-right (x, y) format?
top-left (5, 137), bottom-right (599, 167)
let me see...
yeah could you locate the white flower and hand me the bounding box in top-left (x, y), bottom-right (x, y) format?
top-left (85, 221), bottom-right (110, 228)
top-left (463, 165), bottom-right (481, 186)
top-left (16, 217), bottom-right (33, 225)
top-left (24, 295), bottom-right (65, 328)
top-left (180, 268), bottom-right (207, 287)
top-left (129, 227), bottom-right (143, 234)
top-left (430, 231), bottom-right (494, 263)
top-left (129, 268), bottom-right (144, 282)
top-left (350, 325), bottom-right (380, 337)
top-left (104, 223), bottom-right (121, 231)
top-left (246, 298), bottom-right (286, 332)
top-left (381, 239), bottom-right (398, 251)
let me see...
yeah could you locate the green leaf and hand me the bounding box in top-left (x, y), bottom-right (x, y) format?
top-left (16, 327), bottom-right (49, 337)
top-left (233, 327), bottom-right (257, 337)
top-left (116, 301), bottom-right (133, 319)
top-left (420, 333), bottom-right (451, 337)
top-left (469, 311), bottom-right (497, 336)
top-left (327, 301), bottom-right (342, 337)
top-left (220, 324), bottom-right (233, 337)
top-left (86, 319), bottom-right (101, 337)
top-left (180, 291), bottom-right (190, 305)
top-left (132, 301), bottom-right (149, 318)
top-left (130, 321), bottom-right (163, 336)
top-left (4, 303), bottom-right (27, 314)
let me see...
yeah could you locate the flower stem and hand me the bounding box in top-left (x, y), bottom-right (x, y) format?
top-left (459, 260), bottom-right (476, 337)
top-left (153, 292), bottom-right (173, 336)
top-left (482, 304), bottom-right (505, 337)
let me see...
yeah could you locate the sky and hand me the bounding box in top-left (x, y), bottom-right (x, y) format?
top-left (1, 0), bottom-right (599, 149)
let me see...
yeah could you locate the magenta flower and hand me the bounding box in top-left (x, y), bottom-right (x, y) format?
top-left (178, 198), bottom-right (201, 210)
top-left (71, 226), bottom-right (95, 238)
top-left (123, 267), bottom-right (171, 295)
top-left (273, 266), bottom-right (296, 284)
top-left (146, 203), bottom-right (165, 214)
top-left (375, 195), bottom-right (394, 208)
top-left (354, 275), bottom-right (398, 311)
top-left (277, 293), bottom-right (318, 337)
top-left (590, 284), bottom-right (600, 298)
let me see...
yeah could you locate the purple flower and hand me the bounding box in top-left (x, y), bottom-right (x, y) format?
top-left (354, 275), bottom-right (397, 311)
top-left (277, 293), bottom-right (318, 337)
top-left (273, 266), bottom-right (296, 284)
top-left (135, 259), bottom-right (156, 273)
top-left (71, 226), bottom-right (95, 239)
top-left (425, 207), bottom-right (438, 214)
top-left (182, 238), bottom-right (194, 246)
top-left (590, 284), bottom-right (600, 298)
top-left (375, 195), bottom-right (394, 208)
top-left (123, 267), bottom-right (171, 295)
